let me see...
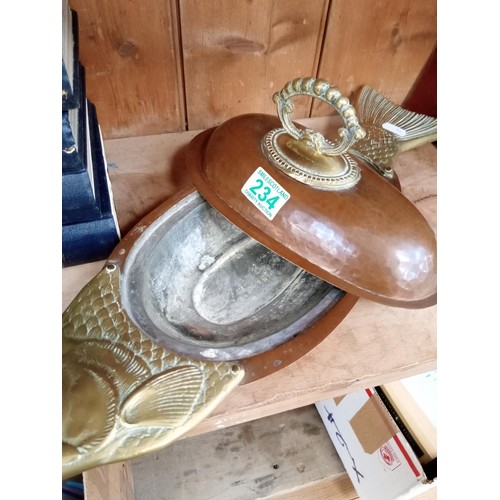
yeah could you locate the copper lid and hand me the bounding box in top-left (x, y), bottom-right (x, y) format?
top-left (187, 78), bottom-right (437, 308)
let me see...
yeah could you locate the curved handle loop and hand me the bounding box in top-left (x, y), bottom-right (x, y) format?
top-left (273, 77), bottom-right (366, 156)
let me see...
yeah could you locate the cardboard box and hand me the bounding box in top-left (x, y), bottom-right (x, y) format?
top-left (380, 371), bottom-right (437, 466)
top-left (316, 387), bottom-right (435, 499)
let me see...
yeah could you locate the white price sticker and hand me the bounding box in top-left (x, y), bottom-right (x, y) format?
top-left (382, 122), bottom-right (407, 137)
top-left (241, 167), bottom-right (290, 220)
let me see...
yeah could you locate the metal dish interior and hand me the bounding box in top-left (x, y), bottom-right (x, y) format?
top-left (121, 190), bottom-right (346, 361)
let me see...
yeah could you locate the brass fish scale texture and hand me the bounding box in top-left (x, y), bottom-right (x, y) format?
top-left (62, 264), bottom-right (244, 478)
top-left (351, 85), bottom-right (437, 173)
top-left (354, 126), bottom-right (398, 170)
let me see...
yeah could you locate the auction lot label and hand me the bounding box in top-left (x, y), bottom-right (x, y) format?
top-left (241, 167), bottom-right (290, 220)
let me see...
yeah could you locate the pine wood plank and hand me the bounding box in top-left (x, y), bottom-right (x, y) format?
top-left (313, 0), bottom-right (437, 116)
top-left (103, 130), bottom-right (200, 234)
top-left (69, 0), bottom-right (185, 139)
top-left (187, 299), bottom-right (436, 438)
top-left (412, 486), bottom-right (437, 500)
top-left (83, 405), bottom-right (435, 500)
top-left (267, 475), bottom-right (358, 499)
top-left (129, 405), bottom-right (352, 499)
top-left (62, 259), bottom-right (105, 310)
top-left (179, 0), bottom-right (330, 130)
top-left (83, 461), bottom-right (135, 500)
top-left (69, 0), bottom-right (434, 137)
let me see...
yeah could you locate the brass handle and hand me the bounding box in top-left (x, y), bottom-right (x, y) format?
top-left (273, 77), bottom-right (366, 156)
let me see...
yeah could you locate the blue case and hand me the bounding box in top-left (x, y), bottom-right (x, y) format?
top-left (62, 101), bottom-right (120, 266)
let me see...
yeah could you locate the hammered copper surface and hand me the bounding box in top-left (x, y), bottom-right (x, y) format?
top-left (187, 117), bottom-right (436, 308)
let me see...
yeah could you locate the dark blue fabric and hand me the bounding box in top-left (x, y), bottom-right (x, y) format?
top-left (62, 217), bottom-right (120, 267)
top-left (62, 170), bottom-right (101, 225)
top-left (62, 100), bottom-right (120, 263)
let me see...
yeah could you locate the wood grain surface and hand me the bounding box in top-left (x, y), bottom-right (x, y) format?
top-left (130, 406), bottom-right (353, 499)
top-left (69, 0), bottom-right (436, 138)
top-left (70, 0), bottom-right (185, 138)
top-left (83, 461), bottom-right (135, 500)
top-left (312, 0), bottom-right (437, 117)
top-left (104, 129), bottom-right (200, 234)
top-left (179, 0), bottom-right (329, 130)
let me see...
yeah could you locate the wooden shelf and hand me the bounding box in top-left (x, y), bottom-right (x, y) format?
top-left (63, 117), bottom-right (437, 499)
top-left (82, 405), bottom-right (436, 500)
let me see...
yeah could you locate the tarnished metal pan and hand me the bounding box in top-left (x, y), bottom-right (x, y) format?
top-left (119, 187), bottom-right (347, 362)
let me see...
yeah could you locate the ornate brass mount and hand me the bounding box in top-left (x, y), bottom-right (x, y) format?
top-left (262, 77), bottom-right (366, 190)
top-left (62, 264), bottom-right (244, 479)
top-left (350, 85), bottom-right (437, 179)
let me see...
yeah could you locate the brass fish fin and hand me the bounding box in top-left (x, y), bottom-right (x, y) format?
top-left (349, 86), bottom-right (437, 175)
top-left (354, 85), bottom-right (437, 142)
top-left (121, 366), bottom-right (203, 428)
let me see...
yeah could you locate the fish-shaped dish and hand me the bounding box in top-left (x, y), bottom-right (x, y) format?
top-left (62, 77), bottom-right (437, 478)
